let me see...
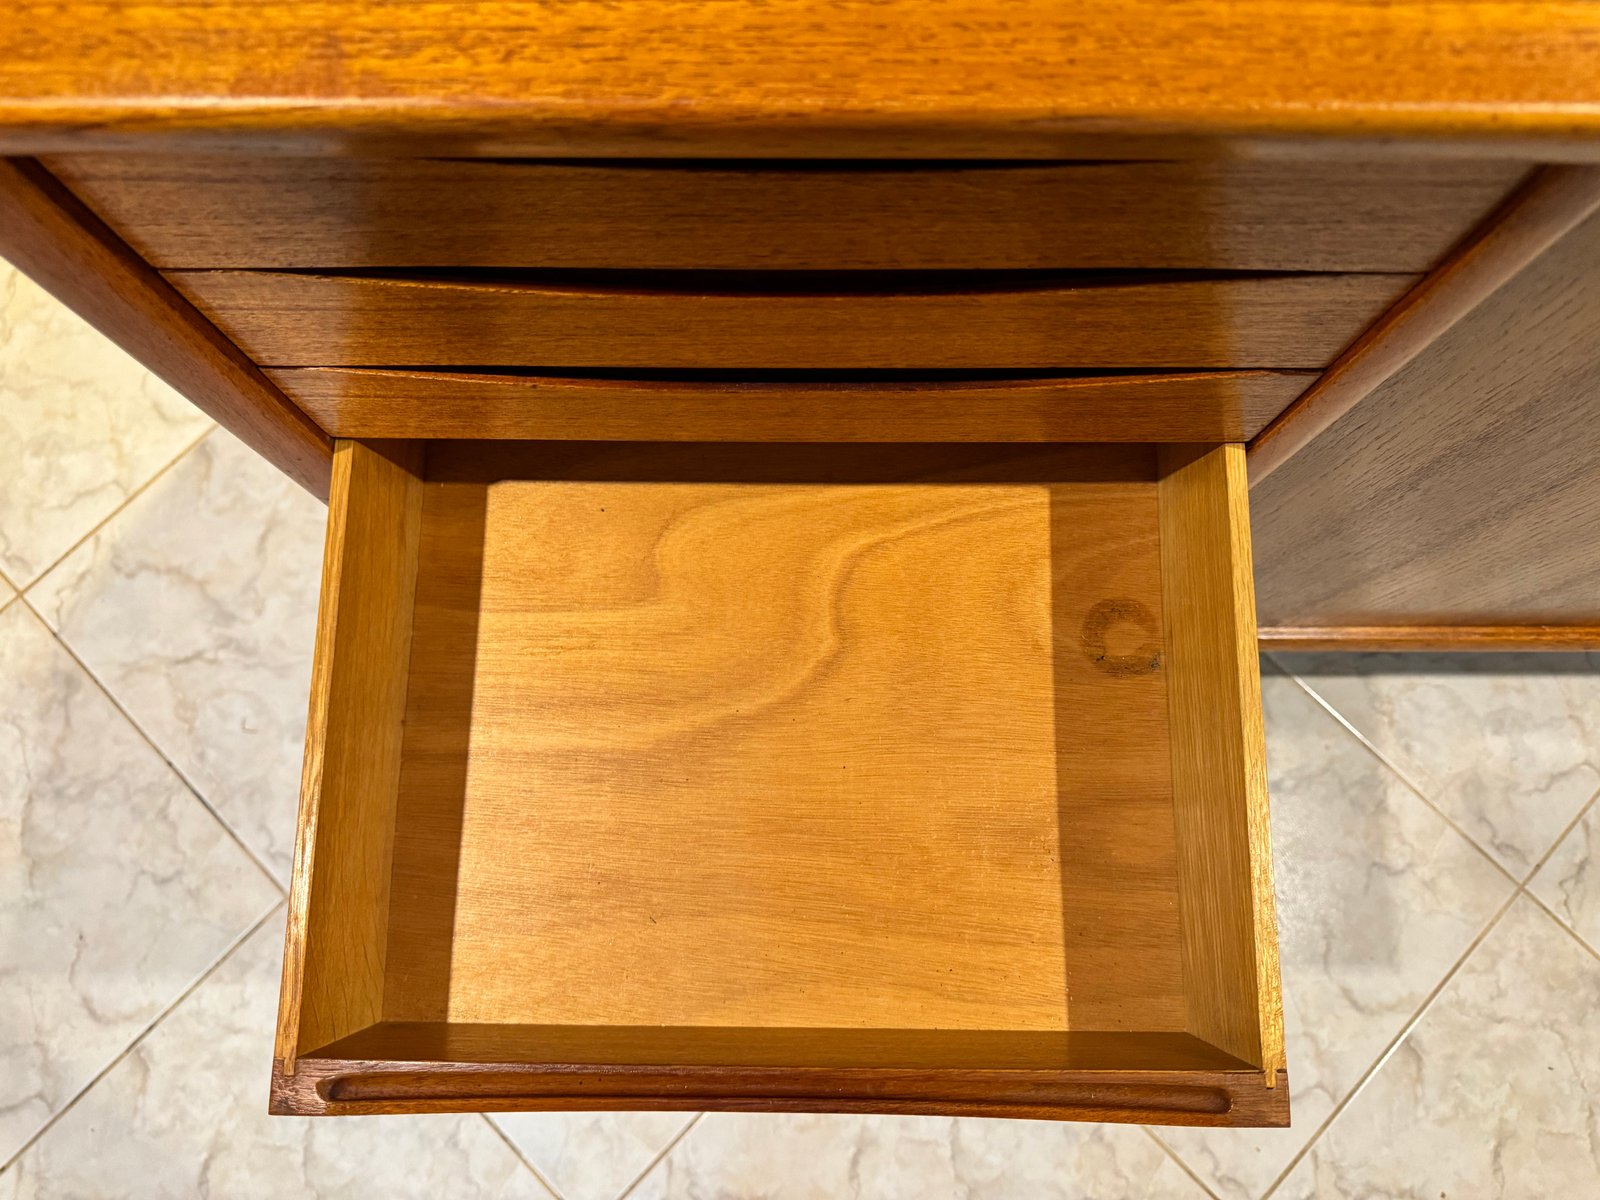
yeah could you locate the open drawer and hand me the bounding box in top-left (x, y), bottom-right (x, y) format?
top-left (273, 439), bottom-right (1286, 1126)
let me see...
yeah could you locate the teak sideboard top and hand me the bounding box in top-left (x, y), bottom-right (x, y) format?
top-left (3, 0), bottom-right (1599, 1130)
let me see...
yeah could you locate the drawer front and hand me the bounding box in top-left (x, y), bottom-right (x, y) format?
top-left (274, 438), bottom-right (1285, 1125)
top-left (50, 155), bottom-right (1523, 273)
top-left (268, 367), bottom-right (1314, 443)
top-left (172, 270), bottom-right (1412, 370)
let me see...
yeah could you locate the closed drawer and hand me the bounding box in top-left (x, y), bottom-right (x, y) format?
top-left (266, 367), bottom-right (1316, 443)
top-left (171, 269), bottom-right (1411, 370)
top-left (274, 438), bottom-right (1286, 1125)
top-left (50, 155), bottom-right (1523, 273)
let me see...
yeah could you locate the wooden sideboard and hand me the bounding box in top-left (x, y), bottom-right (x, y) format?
top-left (3, 0), bottom-right (1597, 1128)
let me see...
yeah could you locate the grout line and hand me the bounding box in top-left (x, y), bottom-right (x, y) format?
top-left (1516, 889), bottom-right (1600, 972)
top-left (616, 1113), bottom-right (704, 1200)
top-left (481, 1114), bottom-right (568, 1200)
top-left (1517, 782), bottom-right (1600, 887)
top-left (1141, 1127), bottom-right (1223, 1200)
top-left (1521, 886), bottom-right (1600, 966)
top-left (1281, 667), bottom-right (1520, 888)
top-left (17, 424), bottom-right (216, 596)
top-left (0, 900), bottom-right (283, 1176)
top-left (17, 593), bottom-right (288, 896)
top-left (1258, 887), bottom-right (1520, 1199)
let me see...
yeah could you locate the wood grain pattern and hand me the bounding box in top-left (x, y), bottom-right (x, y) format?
top-left (270, 1046), bottom-right (1290, 1126)
top-left (1249, 165), bottom-right (1600, 483)
top-left (276, 438), bottom-right (1285, 1122)
top-left (0, 157), bottom-right (332, 498)
top-left (170, 271), bottom-right (1415, 370)
top-left (277, 441), bottom-right (422, 1070)
top-left (47, 155), bottom-right (1525, 273)
top-left (383, 444), bottom-right (1184, 1032)
top-left (5, 2), bottom-right (1600, 158)
top-left (1258, 625), bottom-right (1600, 652)
top-left (270, 368), bottom-right (1314, 443)
top-left (1159, 444), bottom-right (1283, 1080)
top-left (303, 1024), bottom-right (1255, 1071)
top-left (1253, 207), bottom-right (1600, 629)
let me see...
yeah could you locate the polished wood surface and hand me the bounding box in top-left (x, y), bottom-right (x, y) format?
top-left (275, 438), bottom-right (1286, 1121)
top-left (5, 3), bottom-right (1600, 158)
top-left (1158, 444), bottom-right (1283, 1080)
top-left (278, 441), bottom-right (422, 1069)
top-left (170, 270), bottom-right (1414, 370)
top-left (272, 368), bottom-right (1312, 443)
top-left (384, 443), bottom-right (1182, 1032)
top-left (1253, 208), bottom-right (1600, 629)
top-left (0, 157), bottom-right (332, 497)
top-left (1249, 164), bottom-right (1600, 483)
top-left (1258, 626), bottom-right (1600, 652)
top-left (304, 1023), bottom-right (1253, 1071)
top-left (48, 155), bottom-right (1524, 273)
top-left (272, 1041), bottom-right (1289, 1125)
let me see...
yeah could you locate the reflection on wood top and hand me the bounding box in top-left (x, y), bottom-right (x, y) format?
top-left (6, 2), bottom-right (1600, 156)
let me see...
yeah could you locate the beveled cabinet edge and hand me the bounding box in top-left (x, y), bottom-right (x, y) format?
top-left (278, 441), bottom-right (423, 1072)
top-left (0, 157), bottom-right (333, 498)
top-left (1248, 164), bottom-right (1600, 485)
top-left (1259, 625), bottom-right (1600, 652)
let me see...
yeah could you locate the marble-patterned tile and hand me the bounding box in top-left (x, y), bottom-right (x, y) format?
top-left (493, 1111), bottom-right (693, 1200)
top-left (1276, 896), bottom-right (1600, 1200)
top-left (0, 602), bottom-right (279, 1165)
top-left (0, 263), bottom-right (211, 588)
top-left (1529, 797), bottom-right (1600, 951)
top-left (1160, 671), bottom-right (1513, 1200)
top-left (28, 428), bottom-right (325, 880)
top-left (1279, 652), bottom-right (1600, 876)
top-left (0, 916), bottom-right (551, 1199)
top-left (630, 1112), bottom-right (1202, 1200)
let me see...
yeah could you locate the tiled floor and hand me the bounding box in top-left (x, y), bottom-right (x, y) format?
top-left (3, 259), bottom-right (1599, 1198)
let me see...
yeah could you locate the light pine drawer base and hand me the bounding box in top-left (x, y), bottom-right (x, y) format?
top-left (275, 440), bottom-right (1285, 1125)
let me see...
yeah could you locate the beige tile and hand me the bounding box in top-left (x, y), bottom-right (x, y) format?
top-left (0, 264), bottom-right (211, 588)
top-left (630, 1112), bottom-right (1200, 1200)
top-left (1280, 653), bottom-right (1600, 876)
top-left (0, 916), bottom-right (551, 1199)
top-left (1276, 897), bottom-right (1600, 1200)
top-left (1160, 671), bottom-right (1513, 1200)
top-left (493, 1112), bottom-right (693, 1200)
top-left (29, 429), bottom-right (325, 879)
top-left (1529, 797), bottom-right (1600, 950)
top-left (0, 602), bottom-right (279, 1165)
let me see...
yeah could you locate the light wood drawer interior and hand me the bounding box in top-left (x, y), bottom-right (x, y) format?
top-left (275, 438), bottom-right (1285, 1125)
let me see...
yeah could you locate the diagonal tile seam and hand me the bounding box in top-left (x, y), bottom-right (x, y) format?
top-left (480, 1115), bottom-right (565, 1200)
top-left (1237, 687), bottom-right (1600, 1199)
top-left (15, 590), bottom-right (288, 896)
top-left (1142, 1125), bottom-right (1224, 1200)
top-left (1267, 653), bottom-right (1523, 890)
top-left (0, 900), bottom-right (285, 1178)
top-left (12, 423), bottom-right (216, 597)
top-left (615, 1113), bottom-right (706, 1200)
top-left (1201, 653), bottom-right (1536, 1199)
top-left (1516, 784), bottom-right (1600, 965)
top-left (1255, 883), bottom-right (1521, 1200)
